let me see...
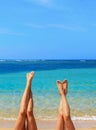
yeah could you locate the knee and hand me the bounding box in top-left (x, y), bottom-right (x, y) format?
top-left (19, 110), bottom-right (26, 117)
top-left (58, 108), bottom-right (63, 117)
top-left (58, 112), bottom-right (63, 118)
top-left (64, 114), bottom-right (71, 121)
top-left (27, 109), bottom-right (33, 117)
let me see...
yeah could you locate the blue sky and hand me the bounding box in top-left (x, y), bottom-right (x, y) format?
top-left (0, 0), bottom-right (96, 59)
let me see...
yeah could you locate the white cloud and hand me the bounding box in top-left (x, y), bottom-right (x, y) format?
top-left (0, 28), bottom-right (23, 36)
top-left (24, 0), bottom-right (70, 12)
top-left (39, 0), bottom-right (49, 4)
top-left (26, 23), bottom-right (86, 32)
top-left (26, 24), bottom-right (44, 29)
top-left (26, 0), bottom-right (51, 5)
top-left (48, 24), bottom-right (86, 32)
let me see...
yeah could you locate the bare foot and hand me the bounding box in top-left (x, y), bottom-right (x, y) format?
top-left (27, 71), bottom-right (34, 82)
top-left (56, 80), bottom-right (63, 95)
top-left (62, 80), bottom-right (68, 95)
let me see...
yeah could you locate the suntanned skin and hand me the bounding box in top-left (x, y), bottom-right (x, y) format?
top-left (14, 72), bottom-right (37, 130)
top-left (14, 72), bottom-right (75, 130)
top-left (56, 80), bottom-right (75, 130)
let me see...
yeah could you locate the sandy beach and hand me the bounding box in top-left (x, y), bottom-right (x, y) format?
top-left (0, 129), bottom-right (96, 130)
top-left (0, 119), bottom-right (96, 130)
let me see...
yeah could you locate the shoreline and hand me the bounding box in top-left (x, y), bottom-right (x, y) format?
top-left (0, 116), bottom-right (96, 122)
top-left (0, 119), bottom-right (96, 130)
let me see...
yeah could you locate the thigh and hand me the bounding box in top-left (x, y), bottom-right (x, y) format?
top-left (14, 114), bottom-right (25, 130)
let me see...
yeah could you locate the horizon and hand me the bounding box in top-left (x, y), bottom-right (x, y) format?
top-left (0, 58), bottom-right (96, 60)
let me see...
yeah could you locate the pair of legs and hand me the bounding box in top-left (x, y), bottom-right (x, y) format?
top-left (14, 72), bottom-right (37, 130)
top-left (56, 80), bottom-right (75, 130)
top-left (14, 72), bottom-right (75, 130)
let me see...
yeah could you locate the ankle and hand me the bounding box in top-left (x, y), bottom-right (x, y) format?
top-left (61, 93), bottom-right (66, 97)
top-left (27, 80), bottom-right (32, 85)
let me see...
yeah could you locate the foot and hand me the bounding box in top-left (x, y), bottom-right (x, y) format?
top-left (26, 71), bottom-right (35, 82)
top-left (56, 80), bottom-right (63, 95)
top-left (62, 80), bottom-right (68, 95)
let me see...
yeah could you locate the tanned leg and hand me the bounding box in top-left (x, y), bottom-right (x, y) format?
top-left (14, 72), bottom-right (34, 130)
top-left (27, 90), bottom-right (37, 130)
top-left (56, 99), bottom-right (65, 130)
top-left (56, 81), bottom-right (65, 130)
top-left (62, 80), bottom-right (75, 130)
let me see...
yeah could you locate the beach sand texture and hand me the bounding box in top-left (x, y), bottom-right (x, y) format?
top-left (0, 129), bottom-right (96, 130)
top-left (0, 120), bottom-right (96, 130)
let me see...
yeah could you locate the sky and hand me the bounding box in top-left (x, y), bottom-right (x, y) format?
top-left (0, 0), bottom-right (96, 59)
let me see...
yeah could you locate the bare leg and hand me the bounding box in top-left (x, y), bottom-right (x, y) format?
top-left (56, 99), bottom-right (65, 130)
top-left (14, 72), bottom-right (34, 130)
top-left (62, 80), bottom-right (75, 130)
top-left (56, 81), bottom-right (65, 130)
top-left (27, 90), bottom-right (37, 130)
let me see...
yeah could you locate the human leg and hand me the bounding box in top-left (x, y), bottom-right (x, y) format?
top-left (14, 72), bottom-right (34, 130)
top-left (61, 80), bottom-right (75, 130)
top-left (56, 99), bottom-right (65, 130)
top-left (56, 81), bottom-right (65, 130)
top-left (27, 90), bottom-right (37, 130)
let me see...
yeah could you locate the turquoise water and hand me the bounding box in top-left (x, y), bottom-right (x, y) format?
top-left (0, 60), bottom-right (96, 120)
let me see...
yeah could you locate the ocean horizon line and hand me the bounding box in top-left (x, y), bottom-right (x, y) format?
top-left (0, 59), bottom-right (96, 61)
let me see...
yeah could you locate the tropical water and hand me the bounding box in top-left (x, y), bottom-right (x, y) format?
top-left (0, 60), bottom-right (96, 121)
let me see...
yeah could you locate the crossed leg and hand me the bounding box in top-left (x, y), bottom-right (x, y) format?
top-left (56, 99), bottom-right (65, 130)
top-left (27, 90), bottom-right (37, 130)
top-left (56, 80), bottom-right (75, 130)
top-left (14, 72), bottom-right (37, 130)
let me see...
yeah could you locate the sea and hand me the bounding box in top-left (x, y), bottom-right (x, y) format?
top-left (0, 60), bottom-right (96, 121)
